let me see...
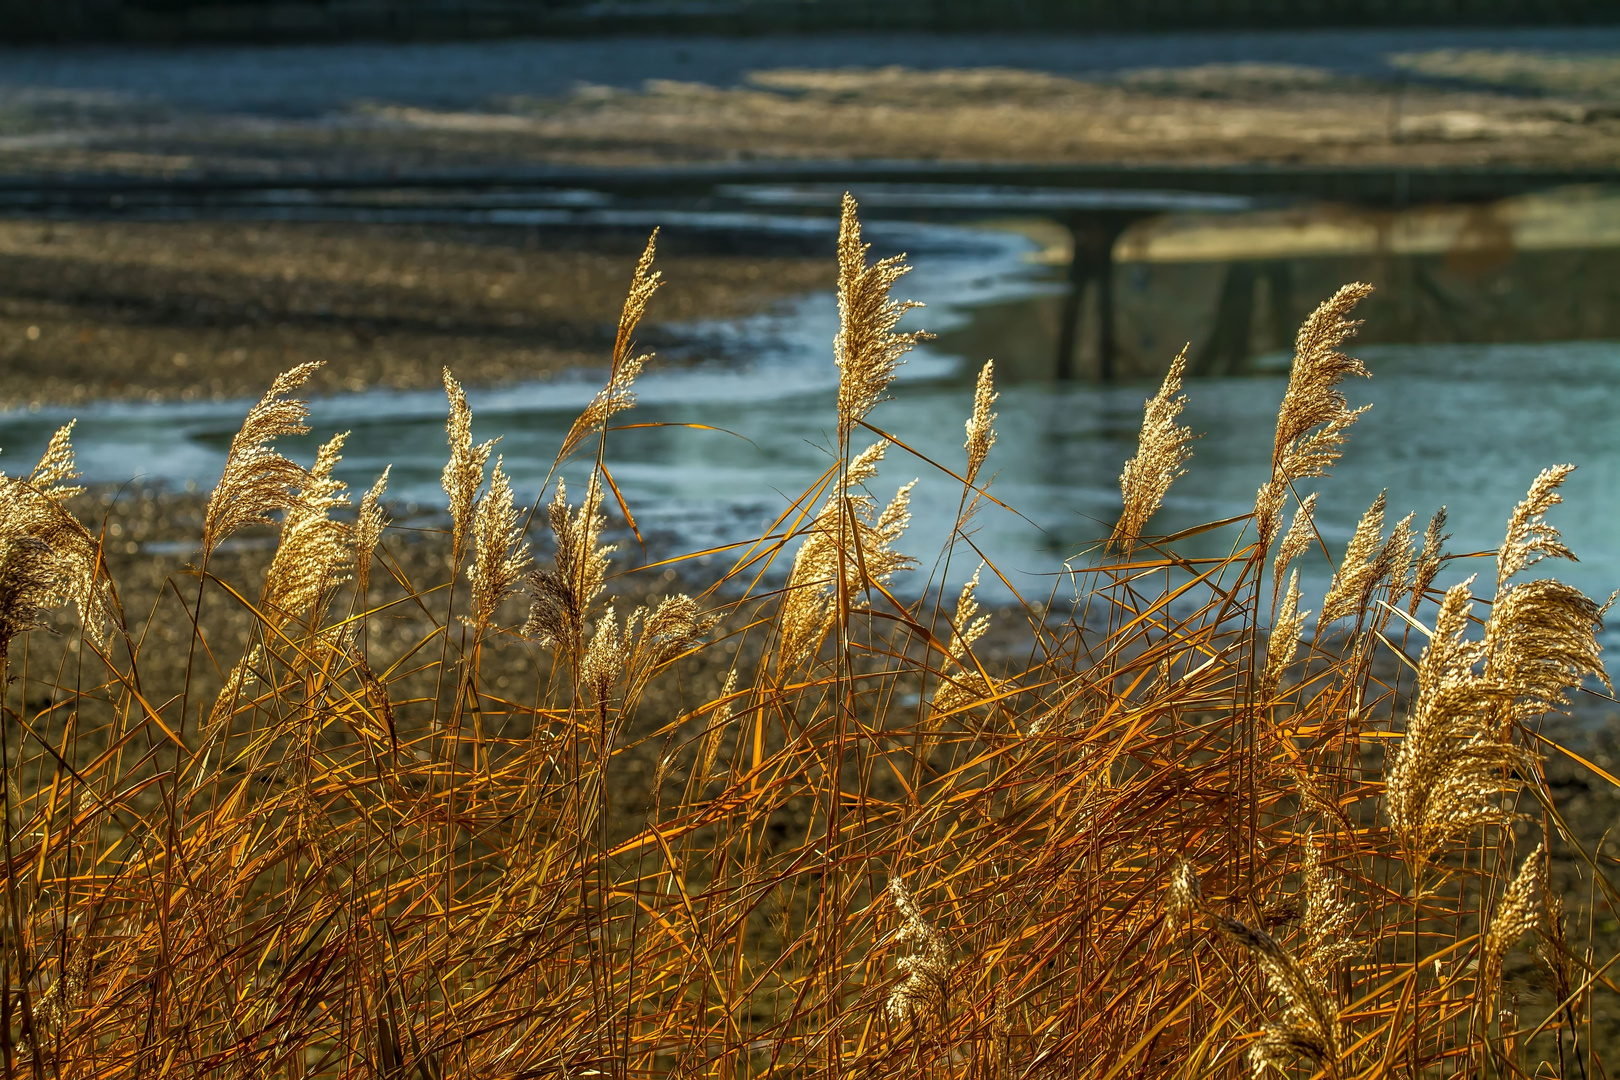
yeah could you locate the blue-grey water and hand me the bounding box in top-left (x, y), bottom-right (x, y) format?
top-left (7, 28), bottom-right (1620, 118)
top-left (0, 217), bottom-right (1615, 635)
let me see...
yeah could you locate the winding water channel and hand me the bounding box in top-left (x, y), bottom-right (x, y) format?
top-left (1, 215), bottom-right (1617, 627)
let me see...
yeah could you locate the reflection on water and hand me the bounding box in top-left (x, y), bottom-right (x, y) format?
top-left (1110, 185), bottom-right (1620, 380)
top-left (0, 213), bottom-right (1617, 630)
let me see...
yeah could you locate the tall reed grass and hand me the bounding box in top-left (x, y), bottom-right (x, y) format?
top-left (0, 196), bottom-right (1614, 1078)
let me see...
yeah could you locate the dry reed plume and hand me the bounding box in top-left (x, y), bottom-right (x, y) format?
top-left (0, 198), bottom-right (1615, 1080)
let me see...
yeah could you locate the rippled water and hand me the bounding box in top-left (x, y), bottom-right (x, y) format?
top-left (2, 217), bottom-right (1617, 625)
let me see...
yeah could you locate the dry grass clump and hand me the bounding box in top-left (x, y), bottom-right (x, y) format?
top-left (1, 195), bottom-right (1617, 1079)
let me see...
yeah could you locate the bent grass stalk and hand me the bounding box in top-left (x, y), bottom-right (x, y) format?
top-left (0, 200), bottom-right (1615, 1079)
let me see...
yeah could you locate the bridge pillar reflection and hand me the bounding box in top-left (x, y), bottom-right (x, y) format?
top-left (1055, 211), bottom-right (1139, 381)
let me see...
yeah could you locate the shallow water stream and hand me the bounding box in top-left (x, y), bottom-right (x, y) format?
top-left (2, 216), bottom-right (1617, 631)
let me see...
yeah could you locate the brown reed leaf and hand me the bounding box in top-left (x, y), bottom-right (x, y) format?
top-left (442, 368), bottom-right (497, 564)
top-left (1111, 346), bottom-right (1193, 552)
top-left (14, 268), bottom-right (1620, 1080)
top-left (834, 193), bottom-right (930, 437)
top-left (203, 361), bottom-right (321, 555)
top-left (467, 456), bottom-right (532, 631)
top-left (964, 358), bottom-right (998, 486)
top-left (341, 629), bottom-right (395, 745)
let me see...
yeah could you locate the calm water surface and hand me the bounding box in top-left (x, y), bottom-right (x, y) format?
top-left (2, 220), bottom-right (1617, 632)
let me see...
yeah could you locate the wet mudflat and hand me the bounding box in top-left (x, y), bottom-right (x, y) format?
top-left (5, 31), bottom-right (1620, 179)
top-left (0, 218), bottom-right (835, 409)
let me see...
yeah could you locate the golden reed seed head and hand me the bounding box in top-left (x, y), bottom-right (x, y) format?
top-left (698, 670), bottom-right (739, 779)
top-left (964, 359), bottom-right (998, 486)
top-left (0, 537), bottom-right (64, 656)
top-left (264, 431), bottom-right (352, 627)
top-left (558, 355), bottom-right (645, 469)
top-left (30, 420), bottom-right (83, 499)
top-left (1300, 840), bottom-right (1360, 990)
top-left (0, 425), bottom-right (115, 650)
top-left (1480, 843), bottom-right (1546, 1028)
top-left (1272, 492), bottom-right (1318, 592)
top-left (524, 476), bottom-right (614, 652)
top-left (1110, 346), bottom-right (1193, 553)
top-left (1477, 470), bottom-right (1610, 735)
top-left (1164, 860), bottom-right (1203, 934)
top-left (1381, 512), bottom-right (1417, 607)
top-left (946, 564), bottom-right (990, 659)
top-left (1484, 577), bottom-right (1609, 732)
top-left (441, 369), bottom-right (497, 564)
top-left (1253, 283), bottom-right (1373, 548)
top-left (558, 231), bottom-right (660, 467)
top-left (204, 644), bottom-right (263, 742)
top-left (622, 593), bottom-right (715, 714)
top-left (467, 456), bottom-right (532, 631)
top-left (1318, 491), bottom-right (1386, 628)
top-left (930, 565), bottom-right (995, 718)
top-left (580, 606), bottom-right (627, 705)
top-left (1262, 570), bottom-right (1308, 699)
top-left (777, 439), bottom-right (918, 668)
top-left (834, 194), bottom-right (930, 439)
top-left (1385, 575), bottom-right (1532, 865)
top-left (353, 466), bottom-right (390, 602)
top-left (884, 877), bottom-right (951, 1027)
top-left (1274, 282), bottom-right (1374, 467)
top-left (1497, 463), bottom-right (1576, 590)
top-left (204, 361), bottom-right (322, 556)
top-left (636, 594), bottom-right (708, 665)
top-left (615, 231), bottom-right (663, 370)
top-left (1485, 843), bottom-right (1545, 965)
top-left (1409, 506), bottom-right (1449, 613)
top-left (1165, 871), bottom-right (1342, 1080)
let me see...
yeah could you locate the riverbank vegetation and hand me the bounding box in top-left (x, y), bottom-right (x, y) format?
top-left (1, 196), bottom-right (1616, 1077)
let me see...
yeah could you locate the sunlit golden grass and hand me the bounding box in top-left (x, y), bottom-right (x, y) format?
top-left (0, 195), bottom-right (1615, 1079)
